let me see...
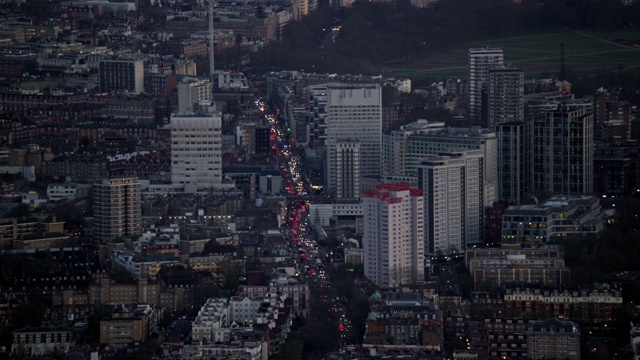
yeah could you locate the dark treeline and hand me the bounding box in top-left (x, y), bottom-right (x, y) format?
top-left (255, 0), bottom-right (640, 74)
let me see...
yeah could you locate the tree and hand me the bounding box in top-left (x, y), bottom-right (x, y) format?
top-left (277, 338), bottom-right (303, 360)
top-left (3, 204), bottom-right (31, 221)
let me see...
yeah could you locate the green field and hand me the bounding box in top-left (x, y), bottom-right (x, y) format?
top-left (386, 29), bottom-right (640, 81)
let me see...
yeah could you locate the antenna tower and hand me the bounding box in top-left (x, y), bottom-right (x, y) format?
top-left (560, 42), bottom-right (565, 82)
top-left (209, 0), bottom-right (216, 78)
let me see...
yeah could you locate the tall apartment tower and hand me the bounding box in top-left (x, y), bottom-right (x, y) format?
top-left (306, 84), bottom-right (329, 146)
top-left (534, 106), bottom-right (594, 195)
top-left (363, 184), bottom-right (424, 288)
top-left (93, 178), bottom-right (141, 242)
top-left (170, 112), bottom-right (223, 191)
top-left (487, 66), bottom-right (524, 128)
top-left (335, 140), bottom-right (360, 201)
top-left (382, 121), bottom-right (497, 205)
top-left (326, 83), bottom-right (382, 198)
top-left (468, 47), bottom-right (504, 123)
top-left (177, 78), bottom-right (213, 114)
top-left (99, 57), bottom-right (144, 93)
top-left (418, 149), bottom-right (484, 255)
top-left (593, 88), bottom-right (635, 142)
top-left (496, 121), bottom-right (534, 203)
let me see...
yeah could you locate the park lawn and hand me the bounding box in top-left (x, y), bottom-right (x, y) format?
top-left (388, 29), bottom-right (640, 81)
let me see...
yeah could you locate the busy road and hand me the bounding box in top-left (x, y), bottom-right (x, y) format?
top-left (257, 99), bottom-right (353, 354)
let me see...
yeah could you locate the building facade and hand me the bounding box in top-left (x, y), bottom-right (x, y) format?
top-left (12, 327), bottom-right (74, 356)
top-left (99, 57), bottom-right (144, 93)
top-left (177, 78), bottom-right (212, 114)
top-left (418, 150), bottom-right (484, 255)
top-left (526, 318), bottom-right (580, 360)
top-left (465, 245), bottom-right (570, 291)
top-left (495, 121), bottom-right (533, 203)
top-left (93, 178), bottom-right (141, 242)
top-left (325, 84), bottom-right (382, 198)
top-left (501, 195), bottom-right (604, 247)
top-left (468, 47), bottom-right (503, 123)
top-left (170, 112), bottom-right (223, 191)
top-left (486, 66), bottom-right (524, 128)
top-left (334, 140), bottom-right (360, 201)
top-left (363, 184), bottom-right (424, 288)
top-left (593, 87), bottom-right (635, 143)
top-left (533, 106), bottom-right (594, 195)
top-left (382, 122), bottom-right (497, 205)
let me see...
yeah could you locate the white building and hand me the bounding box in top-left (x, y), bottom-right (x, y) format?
top-left (177, 78), bottom-right (212, 114)
top-left (213, 70), bottom-right (249, 91)
top-left (191, 298), bottom-right (231, 344)
top-left (468, 47), bottom-right (504, 122)
top-left (170, 112), bottom-right (223, 191)
top-left (326, 83), bottom-right (382, 198)
top-left (229, 297), bottom-right (263, 325)
top-left (47, 183), bottom-right (91, 201)
top-left (308, 202), bottom-right (363, 227)
top-left (111, 249), bottom-right (179, 279)
top-left (418, 149), bottom-right (484, 255)
top-left (382, 121), bottom-right (497, 205)
top-left (382, 119), bottom-right (445, 177)
top-left (363, 184), bottom-right (424, 288)
top-left (12, 327), bottom-right (74, 356)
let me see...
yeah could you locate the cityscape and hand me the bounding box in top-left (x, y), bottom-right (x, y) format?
top-left (0, 0), bottom-right (640, 359)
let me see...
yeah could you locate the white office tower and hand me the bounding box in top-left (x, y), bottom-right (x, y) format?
top-left (487, 66), bottom-right (524, 128)
top-left (177, 78), bottom-right (213, 114)
top-left (468, 47), bottom-right (504, 123)
top-left (335, 140), bottom-right (360, 201)
top-left (326, 84), bottom-right (382, 198)
top-left (364, 184), bottom-right (424, 288)
top-left (418, 149), bottom-right (484, 256)
top-left (170, 112), bottom-right (223, 191)
top-left (382, 120), bottom-right (446, 178)
top-left (382, 120), bottom-right (496, 204)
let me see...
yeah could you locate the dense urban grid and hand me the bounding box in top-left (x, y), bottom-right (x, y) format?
top-left (1, 0), bottom-right (640, 359)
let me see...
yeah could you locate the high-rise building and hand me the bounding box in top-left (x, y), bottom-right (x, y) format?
top-left (382, 120), bottom-right (496, 204)
top-left (99, 57), bottom-right (144, 93)
top-left (170, 112), bottom-right (223, 191)
top-left (487, 66), bottom-right (524, 128)
top-left (533, 106), bottom-right (594, 195)
top-left (468, 47), bottom-right (503, 123)
top-left (93, 178), bottom-right (141, 242)
top-left (335, 140), bottom-right (360, 201)
top-left (418, 149), bottom-right (484, 255)
top-left (177, 78), bottom-right (213, 114)
top-left (496, 121), bottom-right (533, 203)
top-left (306, 84), bottom-right (329, 147)
top-left (326, 84), bottom-right (382, 198)
top-left (363, 184), bottom-right (424, 288)
top-left (593, 87), bottom-right (635, 143)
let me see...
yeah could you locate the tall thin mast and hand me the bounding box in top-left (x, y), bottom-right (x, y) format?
top-left (209, 0), bottom-right (215, 78)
